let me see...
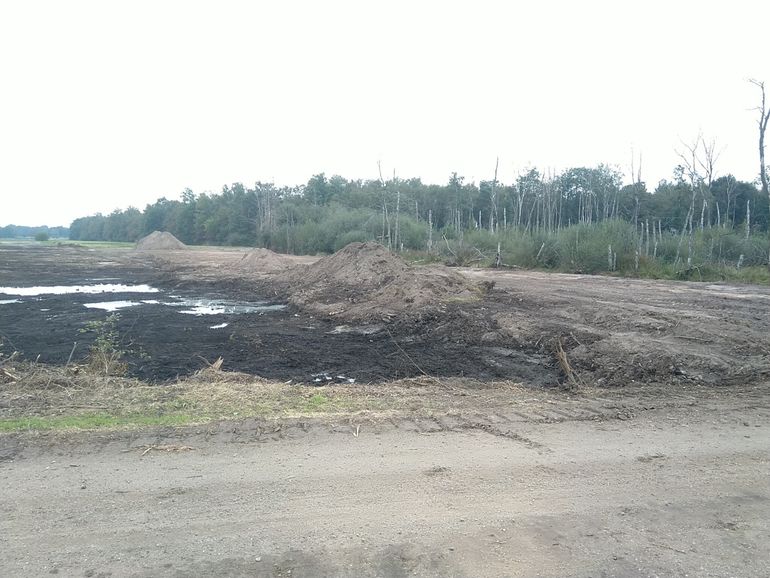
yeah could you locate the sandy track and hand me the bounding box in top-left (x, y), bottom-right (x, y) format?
top-left (2, 390), bottom-right (769, 578)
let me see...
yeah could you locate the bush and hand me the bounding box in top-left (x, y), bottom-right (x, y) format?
top-left (80, 314), bottom-right (128, 376)
top-left (34, 231), bottom-right (50, 242)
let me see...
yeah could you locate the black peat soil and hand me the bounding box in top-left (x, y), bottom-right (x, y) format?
top-left (0, 245), bottom-right (558, 385)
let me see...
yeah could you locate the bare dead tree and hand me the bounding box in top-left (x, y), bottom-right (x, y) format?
top-left (723, 175), bottom-right (736, 229)
top-left (630, 148), bottom-right (643, 229)
top-left (749, 79), bottom-right (770, 264)
top-left (489, 157), bottom-right (499, 233)
top-left (675, 135), bottom-right (702, 266)
top-left (377, 161), bottom-right (392, 249)
top-left (697, 137), bottom-right (721, 189)
top-left (696, 137), bottom-right (721, 229)
top-left (750, 79), bottom-right (770, 198)
top-left (746, 199), bottom-right (751, 240)
top-left (394, 176), bottom-right (401, 251)
top-left (427, 209), bottom-right (433, 252)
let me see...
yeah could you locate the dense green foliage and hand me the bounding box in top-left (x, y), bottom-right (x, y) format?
top-left (68, 167), bottom-right (770, 275)
top-left (1, 224), bottom-right (68, 239)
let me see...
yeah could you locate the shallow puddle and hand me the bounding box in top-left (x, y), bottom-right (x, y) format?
top-left (0, 284), bottom-right (159, 296)
top-left (177, 300), bottom-right (286, 315)
top-left (84, 300), bottom-right (142, 312)
top-left (0, 285), bottom-right (285, 317)
top-left (81, 297), bottom-right (286, 316)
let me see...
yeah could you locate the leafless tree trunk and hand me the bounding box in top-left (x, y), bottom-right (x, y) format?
top-left (697, 137), bottom-right (720, 229)
top-left (630, 148), bottom-right (643, 229)
top-left (676, 134), bottom-right (718, 267)
top-left (724, 176), bottom-right (736, 229)
top-left (427, 209), bottom-right (433, 252)
top-left (394, 190), bottom-right (400, 251)
top-left (489, 157), bottom-right (499, 233)
top-left (645, 219), bottom-right (650, 257)
top-left (746, 199), bottom-right (751, 240)
top-left (749, 79), bottom-right (770, 264)
top-left (384, 200), bottom-right (391, 249)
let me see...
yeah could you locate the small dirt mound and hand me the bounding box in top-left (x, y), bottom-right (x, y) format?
top-left (283, 242), bottom-right (482, 322)
top-left (238, 248), bottom-right (294, 273)
top-left (135, 231), bottom-right (187, 251)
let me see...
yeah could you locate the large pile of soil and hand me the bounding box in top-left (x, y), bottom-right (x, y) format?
top-left (135, 231), bottom-right (187, 250)
top-left (238, 248), bottom-right (294, 273)
top-left (282, 242), bottom-right (482, 322)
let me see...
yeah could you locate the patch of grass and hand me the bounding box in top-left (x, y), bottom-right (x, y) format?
top-left (176, 381), bottom-right (389, 419)
top-left (631, 261), bottom-right (770, 283)
top-left (49, 240), bottom-right (134, 249)
top-left (0, 239), bottom-right (134, 248)
top-left (305, 393), bottom-right (329, 408)
top-left (0, 413), bottom-right (196, 432)
top-left (0, 362), bottom-right (517, 434)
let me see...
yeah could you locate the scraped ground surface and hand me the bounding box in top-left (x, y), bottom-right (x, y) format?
top-left (2, 243), bottom-right (770, 576)
top-left (2, 243), bottom-right (769, 386)
top-left (2, 386), bottom-right (769, 577)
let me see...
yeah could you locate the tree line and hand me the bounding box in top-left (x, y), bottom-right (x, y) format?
top-left (69, 165), bottom-right (767, 252)
top-left (59, 79), bottom-right (770, 277)
top-left (1, 225), bottom-right (69, 239)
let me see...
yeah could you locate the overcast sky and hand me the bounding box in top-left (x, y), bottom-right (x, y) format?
top-left (1, 1), bottom-right (768, 227)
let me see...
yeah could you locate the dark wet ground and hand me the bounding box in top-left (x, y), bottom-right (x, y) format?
top-left (0, 245), bottom-right (558, 384)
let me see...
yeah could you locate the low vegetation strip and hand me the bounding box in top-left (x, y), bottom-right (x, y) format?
top-left (0, 360), bottom-right (549, 434)
top-left (0, 362), bottom-right (402, 433)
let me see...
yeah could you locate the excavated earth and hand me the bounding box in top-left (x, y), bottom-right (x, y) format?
top-left (1, 243), bottom-right (770, 387)
top-left (3, 243), bottom-right (770, 578)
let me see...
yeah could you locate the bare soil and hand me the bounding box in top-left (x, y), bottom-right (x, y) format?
top-left (1, 384), bottom-right (769, 577)
top-left (134, 231), bottom-right (187, 251)
top-left (280, 242), bottom-right (483, 322)
top-left (3, 243), bottom-right (770, 387)
top-left (238, 248), bottom-right (295, 273)
top-left (2, 243), bottom-right (770, 577)
top-left (461, 268), bottom-right (770, 387)
top-left (0, 245), bottom-right (555, 384)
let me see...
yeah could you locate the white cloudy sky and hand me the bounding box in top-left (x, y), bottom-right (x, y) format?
top-left (1, 0), bottom-right (768, 226)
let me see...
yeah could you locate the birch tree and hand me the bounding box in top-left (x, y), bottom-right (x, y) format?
top-left (749, 79), bottom-right (770, 264)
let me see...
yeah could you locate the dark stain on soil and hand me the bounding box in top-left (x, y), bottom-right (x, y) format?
top-left (0, 246), bottom-right (558, 385)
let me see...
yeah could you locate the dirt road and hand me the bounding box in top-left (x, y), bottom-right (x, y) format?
top-left (3, 390), bottom-right (769, 578)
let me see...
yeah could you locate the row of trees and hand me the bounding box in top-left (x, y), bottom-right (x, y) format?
top-left (0, 224), bottom-right (69, 238)
top-left (61, 78), bottom-right (770, 275)
top-left (69, 166), bottom-right (768, 254)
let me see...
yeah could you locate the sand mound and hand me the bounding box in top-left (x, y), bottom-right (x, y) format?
top-left (135, 231), bottom-right (187, 250)
top-left (238, 248), bottom-right (294, 273)
top-left (283, 242), bottom-right (481, 322)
